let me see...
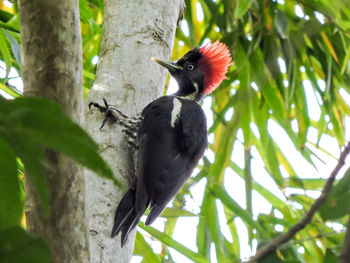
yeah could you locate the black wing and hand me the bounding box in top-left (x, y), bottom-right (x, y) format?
top-left (134, 96), bottom-right (207, 225)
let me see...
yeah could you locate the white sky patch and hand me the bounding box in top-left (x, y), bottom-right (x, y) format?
top-left (314, 11), bottom-right (325, 24)
top-left (216, 200), bottom-right (233, 242)
top-left (210, 243), bottom-right (218, 263)
top-left (251, 157), bottom-right (286, 201)
top-left (225, 108), bottom-right (234, 121)
top-left (274, 209), bottom-right (284, 219)
top-left (251, 81), bottom-right (259, 91)
top-left (202, 38), bottom-right (211, 45)
top-left (316, 240), bottom-right (323, 249)
top-left (291, 119), bottom-right (299, 132)
top-left (268, 119), bottom-right (319, 178)
top-left (208, 133), bottom-right (214, 144)
top-left (0, 61), bottom-right (23, 98)
top-left (224, 168), bottom-right (246, 208)
top-left (277, 57), bottom-right (286, 73)
top-left (306, 190), bottom-right (321, 199)
top-left (279, 164), bottom-right (289, 178)
top-left (130, 256), bottom-right (142, 263)
top-left (91, 55), bottom-right (99, 65)
top-left (298, 246), bottom-right (305, 254)
top-left (180, 20), bottom-right (190, 37)
top-left (252, 190), bottom-right (272, 217)
top-left (188, 177), bottom-right (207, 212)
top-left (318, 133), bottom-right (340, 159)
top-left (306, 126), bottom-right (318, 144)
top-left (172, 218), bottom-right (199, 253)
top-left (326, 222), bottom-right (346, 232)
top-left (3, 0), bottom-right (12, 7)
top-left (196, 2), bottom-right (204, 22)
top-left (250, 122), bottom-right (260, 139)
top-left (339, 88), bottom-right (350, 107)
top-left (214, 26), bottom-right (220, 32)
top-left (167, 76), bottom-right (179, 94)
top-left (346, 116), bottom-right (350, 141)
top-left (274, 224), bottom-right (284, 232)
top-left (305, 15), bottom-right (310, 20)
top-left (236, 128), bottom-right (244, 143)
top-left (300, 66), bottom-right (306, 72)
top-left (178, 40), bottom-right (184, 46)
top-left (317, 79), bottom-right (326, 92)
top-left (234, 217), bottom-right (252, 259)
top-left (303, 80), bottom-right (321, 121)
top-left (295, 5), bottom-right (304, 18)
top-left (250, 146), bottom-right (265, 168)
top-left (206, 148), bottom-right (215, 163)
top-left (283, 79), bottom-right (289, 87)
top-left (0, 90), bottom-right (13, 99)
top-left (202, 96), bottom-right (213, 127)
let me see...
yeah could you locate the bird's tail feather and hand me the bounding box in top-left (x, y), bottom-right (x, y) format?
top-left (111, 187), bottom-right (147, 247)
top-left (111, 188), bottom-right (135, 238)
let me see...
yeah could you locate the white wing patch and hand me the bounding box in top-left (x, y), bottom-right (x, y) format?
top-left (171, 97), bottom-right (182, 128)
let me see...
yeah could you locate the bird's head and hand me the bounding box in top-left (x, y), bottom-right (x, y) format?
top-left (152, 41), bottom-right (232, 101)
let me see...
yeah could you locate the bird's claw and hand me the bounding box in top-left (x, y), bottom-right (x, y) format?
top-left (89, 98), bottom-right (113, 130)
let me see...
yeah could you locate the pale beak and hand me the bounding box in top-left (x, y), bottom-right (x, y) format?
top-left (151, 57), bottom-right (183, 73)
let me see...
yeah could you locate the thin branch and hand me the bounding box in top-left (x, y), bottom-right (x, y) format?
top-left (339, 213), bottom-right (350, 263)
top-left (247, 141), bottom-right (350, 263)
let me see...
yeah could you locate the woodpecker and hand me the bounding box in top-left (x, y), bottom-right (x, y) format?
top-left (89, 41), bottom-right (231, 247)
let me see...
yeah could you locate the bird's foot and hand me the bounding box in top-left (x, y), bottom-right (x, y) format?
top-left (89, 98), bottom-right (119, 130)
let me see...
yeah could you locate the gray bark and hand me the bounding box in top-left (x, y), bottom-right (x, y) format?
top-left (19, 0), bottom-right (88, 262)
top-left (84, 0), bottom-right (185, 262)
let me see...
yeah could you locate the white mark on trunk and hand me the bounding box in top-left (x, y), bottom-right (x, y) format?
top-left (171, 97), bottom-right (182, 127)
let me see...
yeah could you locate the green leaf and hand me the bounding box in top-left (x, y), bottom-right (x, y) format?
top-left (275, 10), bottom-right (289, 39)
top-left (234, 0), bottom-right (254, 19)
top-left (0, 227), bottom-right (51, 263)
top-left (13, 137), bottom-right (50, 214)
top-left (210, 184), bottom-right (269, 238)
top-left (323, 249), bottom-right (338, 263)
top-left (83, 69), bottom-right (95, 80)
top-left (0, 137), bottom-right (22, 230)
top-left (0, 97), bottom-right (122, 201)
top-left (0, 29), bottom-right (12, 79)
top-left (2, 29), bottom-right (21, 70)
top-left (139, 222), bottom-right (210, 263)
top-left (319, 168), bottom-right (350, 220)
top-left (134, 232), bottom-right (161, 263)
top-left (0, 83), bottom-right (22, 98)
top-left (159, 207), bottom-right (198, 218)
top-left (2, 97), bottom-right (118, 185)
top-left (258, 249), bottom-right (283, 263)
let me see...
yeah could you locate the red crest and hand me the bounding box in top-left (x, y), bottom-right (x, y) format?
top-left (198, 41), bottom-right (232, 95)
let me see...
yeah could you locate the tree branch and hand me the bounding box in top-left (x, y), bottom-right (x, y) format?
top-left (339, 212), bottom-right (350, 263)
top-left (247, 141), bottom-right (350, 263)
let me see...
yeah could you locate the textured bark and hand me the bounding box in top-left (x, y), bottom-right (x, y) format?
top-left (84, 0), bottom-right (185, 262)
top-left (19, 1), bottom-right (88, 262)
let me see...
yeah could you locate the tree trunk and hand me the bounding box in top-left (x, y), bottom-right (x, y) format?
top-left (84, 0), bottom-right (185, 262)
top-left (19, 0), bottom-right (88, 262)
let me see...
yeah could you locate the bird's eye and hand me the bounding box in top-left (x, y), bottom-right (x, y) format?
top-left (187, 64), bottom-right (194, 70)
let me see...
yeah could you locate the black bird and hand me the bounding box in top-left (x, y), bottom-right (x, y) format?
top-left (89, 41), bottom-right (231, 247)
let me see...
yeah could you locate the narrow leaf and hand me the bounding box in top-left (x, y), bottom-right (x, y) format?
top-left (0, 137), bottom-right (22, 230)
top-left (139, 222), bottom-right (210, 263)
top-left (0, 227), bottom-right (51, 263)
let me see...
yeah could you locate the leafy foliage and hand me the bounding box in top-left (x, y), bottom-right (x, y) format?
top-left (0, 0), bottom-right (349, 262)
top-left (0, 2), bottom-right (117, 261)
